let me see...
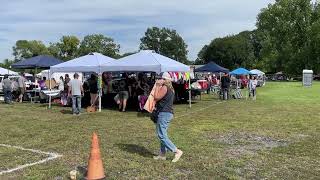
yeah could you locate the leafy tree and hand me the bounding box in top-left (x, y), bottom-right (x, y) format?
top-left (256, 0), bottom-right (314, 74)
top-left (49, 36), bottom-right (80, 61)
top-left (48, 43), bottom-right (61, 59)
top-left (0, 59), bottom-right (15, 69)
top-left (119, 51), bottom-right (138, 59)
top-left (140, 27), bottom-right (189, 64)
top-left (78, 34), bottom-right (120, 58)
top-left (197, 31), bottom-right (256, 70)
top-left (13, 40), bottom-right (50, 61)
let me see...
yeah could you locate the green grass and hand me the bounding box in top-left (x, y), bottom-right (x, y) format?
top-left (0, 82), bottom-right (320, 179)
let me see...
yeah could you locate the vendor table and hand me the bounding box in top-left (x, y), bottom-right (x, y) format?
top-left (42, 90), bottom-right (61, 108)
top-left (26, 89), bottom-right (41, 103)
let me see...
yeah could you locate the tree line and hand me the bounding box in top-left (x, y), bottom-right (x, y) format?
top-left (2, 0), bottom-right (319, 75)
top-left (197, 0), bottom-right (320, 75)
top-left (0, 27), bottom-right (191, 69)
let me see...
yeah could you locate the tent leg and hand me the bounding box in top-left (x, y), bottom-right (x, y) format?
top-left (49, 70), bottom-right (52, 109)
top-left (189, 78), bottom-right (191, 108)
top-left (49, 96), bottom-right (51, 109)
top-left (49, 70), bottom-right (52, 90)
top-left (99, 91), bottom-right (102, 112)
top-left (99, 73), bottom-right (102, 112)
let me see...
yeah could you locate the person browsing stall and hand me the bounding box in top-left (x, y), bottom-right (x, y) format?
top-left (88, 74), bottom-right (98, 106)
top-left (68, 73), bottom-right (83, 115)
top-left (221, 73), bottom-right (230, 100)
top-left (137, 74), bottom-right (150, 111)
top-left (152, 72), bottom-right (183, 163)
top-left (115, 73), bottom-right (129, 112)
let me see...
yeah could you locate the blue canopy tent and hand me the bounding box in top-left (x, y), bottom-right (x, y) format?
top-left (230, 68), bottom-right (252, 99)
top-left (194, 61), bottom-right (229, 73)
top-left (100, 50), bottom-right (192, 107)
top-left (50, 52), bottom-right (115, 111)
top-left (12, 55), bottom-right (63, 69)
top-left (230, 68), bottom-right (252, 75)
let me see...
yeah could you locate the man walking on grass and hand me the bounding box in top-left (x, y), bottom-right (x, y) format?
top-left (3, 75), bottom-right (13, 104)
top-left (17, 73), bottom-right (26, 103)
top-left (68, 73), bottom-right (83, 115)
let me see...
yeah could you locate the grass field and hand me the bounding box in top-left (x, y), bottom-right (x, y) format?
top-left (0, 82), bottom-right (320, 179)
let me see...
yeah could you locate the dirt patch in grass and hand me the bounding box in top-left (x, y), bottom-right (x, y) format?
top-left (209, 132), bottom-right (288, 158)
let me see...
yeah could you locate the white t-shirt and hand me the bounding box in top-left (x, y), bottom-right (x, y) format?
top-left (249, 79), bottom-right (257, 90)
top-left (18, 76), bottom-right (26, 88)
top-left (68, 79), bottom-right (83, 96)
top-left (58, 80), bottom-right (64, 91)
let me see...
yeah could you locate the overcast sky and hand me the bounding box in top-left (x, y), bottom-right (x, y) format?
top-left (0, 0), bottom-right (274, 62)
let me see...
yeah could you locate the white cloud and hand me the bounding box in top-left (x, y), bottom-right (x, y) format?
top-left (0, 0), bottom-right (274, 62)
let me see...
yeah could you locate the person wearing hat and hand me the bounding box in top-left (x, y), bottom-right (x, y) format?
top-left (152, 72), bottom-right (183, 163)
top-left (3, 74), bottom-right (13, 104)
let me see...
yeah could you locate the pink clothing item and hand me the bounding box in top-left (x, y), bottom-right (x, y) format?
top-left (138, 95), bottom-right (148, 111)
top-left (144, 83), bottom-right (157, 113)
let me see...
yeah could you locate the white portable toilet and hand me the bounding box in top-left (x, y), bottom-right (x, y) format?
top-left (303, 70), bottom-right (313, 87)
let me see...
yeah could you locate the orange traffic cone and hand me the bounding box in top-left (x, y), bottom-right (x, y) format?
top-left (87, 132), bottom-right (105, 180)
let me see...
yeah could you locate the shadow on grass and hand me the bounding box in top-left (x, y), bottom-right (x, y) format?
top-left (116, 143), bottom-right (155, 158)
top-left (174, 101), bottom-right (199, 105)
top-left (137, 111), bottom-right (150, 118)
top-left (39, 103), bottom-right (64, 108)
top-left (60, 109), bottom-right (73, 114)
top-left (200, 99), bottom-right (221, 102)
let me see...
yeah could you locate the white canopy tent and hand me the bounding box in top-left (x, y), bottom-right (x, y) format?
top-left (37, 70), bottom-right (83, 83)
top-left (250, 69), bottom-right (265, 76)
top-left (50, 52), bottom-right (115, 74)
top-left (101, 50), bottom-right (192, 107)
top-left (250, 69), bottom-right (266, 87)
top-left (0, 67), bottom-right (18, 75)
top-left (50, 52), bottom-right (116, 111)
top-left (100, 50), bottom-right (190, 73)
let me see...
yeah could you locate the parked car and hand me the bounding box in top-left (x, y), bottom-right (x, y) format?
top-left (314, 74), bottom-right (320, 81)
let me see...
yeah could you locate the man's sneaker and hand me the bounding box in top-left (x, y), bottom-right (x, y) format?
top-left (172, 150), bottom-right (183, 163)
top-left (153, 155), bottom-right (166, 160)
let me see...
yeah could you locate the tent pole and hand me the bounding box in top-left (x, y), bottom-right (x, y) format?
top-left (99, 73), bottom-right (102, 112)
top-left (189, 77), bottom-right (191, 108)
top-left (49, 70), bottom-right (52, 109)
top-left (49, 70), bottom-right (52, 90)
